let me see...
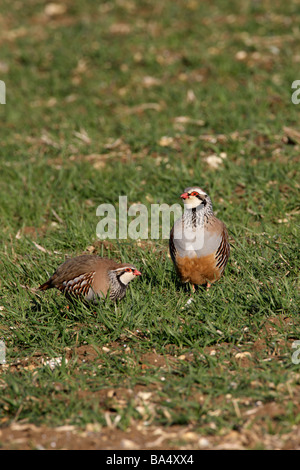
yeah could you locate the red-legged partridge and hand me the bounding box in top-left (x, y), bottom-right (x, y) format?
top-left (169, 186), bottom-right (230, 290)
top-left (39, 254), bottom-right (141, 302)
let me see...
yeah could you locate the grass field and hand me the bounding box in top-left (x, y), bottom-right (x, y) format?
top-left (0, 0), bottom-right (299, 450)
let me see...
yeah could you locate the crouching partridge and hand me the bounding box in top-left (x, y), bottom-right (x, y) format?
top-left (39, 254), bottom-right (141, 302)
top-left (169, 186), bottom-right (230, 290)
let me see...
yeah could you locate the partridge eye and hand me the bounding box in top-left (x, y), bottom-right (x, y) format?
top-left (191, 191), bottom-right (199, 196)
top-left (125, 268), bottom-right (132, 272)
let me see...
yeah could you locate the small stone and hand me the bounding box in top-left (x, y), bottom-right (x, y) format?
top-left (235, 50), bottom-right (247, 60)
top-left (198, 437), bottom-right (210, 448)
top-left (235, 352), bottom-right (252, 359)
top-left (44, 3), bottom-right (67, 16)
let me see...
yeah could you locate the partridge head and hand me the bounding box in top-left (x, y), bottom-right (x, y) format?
top-left (39, 254), bottom-right (141, 302)
top-left (169, 186), bottom-right (230, 289)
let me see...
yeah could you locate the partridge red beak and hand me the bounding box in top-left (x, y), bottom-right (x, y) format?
top-left (180, 192), bottom-right (189, 200)
top-left (133, 269), bottom-right (142, 276)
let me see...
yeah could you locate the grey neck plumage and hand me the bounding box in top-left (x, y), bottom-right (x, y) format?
top-left (108, 271), bottom-right (127, 300)
top-left (182, 198), bottom-right (214, 228)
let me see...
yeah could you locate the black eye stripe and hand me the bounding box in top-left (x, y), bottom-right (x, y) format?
top-left (189, 192), bottom-right (206, 201)
top-left (123, 268), bottom-right (134, 274)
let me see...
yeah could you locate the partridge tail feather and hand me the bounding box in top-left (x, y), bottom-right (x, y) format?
top-left (39, 279), bottom-right (53, 291)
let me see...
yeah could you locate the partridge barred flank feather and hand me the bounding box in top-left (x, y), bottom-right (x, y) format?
top-left (169, 186), bottom-right (230, 290)
top-left (39, 254), bottom-right (141, 302)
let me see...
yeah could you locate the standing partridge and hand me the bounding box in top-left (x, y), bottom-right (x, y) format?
top-left (39, 254), bottom-right (141, 302)
top-left (169, 186), bottom-right (230, 290)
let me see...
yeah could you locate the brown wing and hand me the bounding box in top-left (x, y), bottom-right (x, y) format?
top-left (169, 226), bottom-right (177, 265)
top-left (215, 224), bottom-right (230, 273)
top-left (58, 271), bottom-right (96, 297)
